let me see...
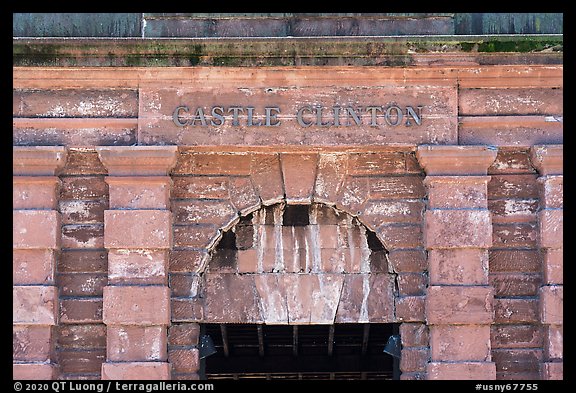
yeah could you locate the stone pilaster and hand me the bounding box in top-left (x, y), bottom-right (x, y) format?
top-left (13, 146), bottom-right (67, 379)
top-left (416, 145), bottom-right (497, 380)
top-left (530, 145), bottom-right (563, 380)
top-left (97, 146), bottom-right (178, 380)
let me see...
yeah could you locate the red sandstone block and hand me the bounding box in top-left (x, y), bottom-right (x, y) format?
top-left (388, 249), bottom-right (427, 273)
top-left (430, 325), bottom-right (491, 361)
top-left (348, 152), bottom-right (406, 175)
top-left (13, 249), bottom-right (55, 285)
top-left (13, 176), bottom-right (59, 209)
top-left (334, 274), bottom-right (395, 323)
top-left (494, 298), bottom-right (538, 324)
top-left (13, 210), bottom-right (60, 249)
top-left (107, 326), bottom-right (167, 361)
top-left (281, 153), bottom-right (318, 204)
top-left (313, 153), bottom-right (348, 204)
top-left (539, 209), bottom-right (563, 248)
top-left (544, 325), bottom-right (563, 361)
top-left (171, 298), bottom-right (204, 323)
top-left (488, 249), bottom-right (540, 273)
top-left (459, 88), bottom-right (563, 116)
top-left (101, 361), bottom-right (171, 380)
top-left (59, 298), bottom-right (103, 324)
top-left (59, 250), bottom-right (108, 273)
top-left (172, 176), bottom-right (229, 199)
top-left (13, 325), bottom-right (52, 362)
top-left (425, 209), bottom-right (492, 248)
top-left (426, 286), bottom-right (493, 325)
top-left (368, 176), bottom-right (426, 199)
top-left (60, 149), bottom-right (107, 176)
top-left (175, 152), bottom-right (251, 176)
top-left (492, 223), bottom-right (538, 248)
top-left (335, 176), bottom-right (369, 215)
top-left (400, 347), bottom-right (429, 373)
top-left (543, 248), bottom-right (563, 285)
top-left (60, 200), bottom-right (107, 224)
top-left (169, 249), bottom-right (208, 273)
top-left (426, 361), bottom-right (496, 380)
top-left (13, 363), bottom-right (58, 380)
top-left (538, 175), bottom-right (563, 209)
top-left (170, 273), bottom-right (199, 298)
top-left (540, 362), bottom-right (563, 380)
top-left (424, 176), bottom-right (489, 209)
top-left (228, 176), bottom-right (261, 215)
top-left (416, 145), bottom-right (497, 176)
top-left (56, 324), bottom-right (106, 349)
top-left (489, 273), bottom-right (541, 297)
top-left (108, 249), bottom-right (168, 285)
top-left (250, 153), bottom-right (284, 205)
top-left (377, 224), bottom-right (423, 250)
top-left (13, 146), bottom-right (67, 176)
top-left (204, 274), bottom-right (262, 323)
top-left (60, 176), bottom-right (108, 200)
top-left (56, 273), bottom-right (107, 297)
top-left (168, 348), bottom-right (200, 373)
top-left (237, 249), bottom-right (258, 273)
top-left (492, 348), bottom-right (542, 374)
top-left (168, 323), bottom-right (200, 347)
top-left (490, 325), bottom-right (543, 349)
top-left (103, 286), bottom-right (170, 326)
top-left (539, 285), bottom-right (563, 325)
top-left (429, 248), bottom-right (488, 285)
top-left (488, 174), bottom-right (539, 199)
top-left (400, 323), bottom-right (429, 347)
top-left (172, 199), bottom-right (237, 228)
top-left (360, 199), bottom-right (424, 230)
top-left (13, 285), bottom-right (57, 325)
top-left (397, 273), bottom-right (427, 296)
top-left (104, 210), bottom-right (171, 249)
top-left (96, 146), bottom-right (178, 176)
top-left (173, 224), bottom-right (219, 249)
top-left (395, 295), bottom-right (425, 322)
top-left (106, 177), bottom-right (171, 209)
top-left (489, 199), bottom-right (539, 223)
top-left (61, 224), bottom-right (104, 249)
top-left (58, 348), bottom-right (106, 374)
top-left (488, 148), bottom-right (537, 175)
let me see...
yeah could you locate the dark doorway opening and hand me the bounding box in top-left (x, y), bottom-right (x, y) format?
top-left (201, 323), bottom-right (400, 380)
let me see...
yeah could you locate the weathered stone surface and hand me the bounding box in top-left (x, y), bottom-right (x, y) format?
top-left (13, 363), bottom-right (58, 380)
top-left (13, 210), bottom-right (61, 249)
top-left (96, 146), bottom-right (178, 176)
top-left (13, 286), bottom-right (57, 325)
top-left (13, 176), bottom-right (59, 209)
top-left (203, 274), bottom-right (261, 323)
top-left (539, 285), bottom-right (563, 325)
top-left (102, 286), bottom-right (170, 326)
top-left (104, 210), bottom-right (171, 249)
top-left (13, 249), bottom-right (55, 285)
top-left (313, 153), bottom-right (348, 204)
top-left (428, 248), bottom-right (489, 285)
top-left (106, 177), bottom-right (171, 209)
top-left (108, 249), bottom-right (168, 285)
top-left (426, 286), bottom-right (493, 325)
top-left (416, 145), bottom-right (497, 175)
top-left (430, 325), bottom-right (491, 361)
top-left (107, 326), bottom-right (167, 361)
top-left (335, 274), bottom-right (395, 323)
top-left (529, 144), bottom-right (563, 176)
top-left (425, 209), bottom-right (492, 248)
top-left (427, 362), bottom-right (496, 380)
top-left (101, 362), bottom-right (170, 380)
top-left (424, 176), bottom-right (489, 209)
top-left (281, 153), bottom-right (318, 204)
top-left (13, 325), bottom-right (53, 361)
top-left (13, 146), bottom-right (67, 175)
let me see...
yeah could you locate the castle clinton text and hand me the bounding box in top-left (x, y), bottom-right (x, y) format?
top-left (172, 104), bottom-right (424, 128)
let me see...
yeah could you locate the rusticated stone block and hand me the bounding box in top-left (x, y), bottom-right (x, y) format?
top-left (59, 298), bottom-right (103, 324)
top-left (107, 326), bottom-right (167, 361)
top-left (314, 153), bottom-right (348, 204)
top-left (494, 298), bottom-right (538, 324)
top-left (108, 249), bottom-right (168, 285)
top-left (104, 210), bottom-right (171, 249)
top-left (539, 209), bottom-right (563, 249)
top-left (203, 274), bottom-right (261, 323)
top-left (427, 361), bottom-right (496, 380)
top-left (538, 175), bottom-right (563, 209)
top-left (335, 176), bottom-right (369, 216)
top-left (13, 176), bottom-right (59, 209)
top-left (395, 295), bottom-right (426, 322)
top-left (543, 248), bottom-right (563, 285)
top-left (103, 286), bottom-right (170, 326)
top-left (172, 199), bottom-right (237, 229)
top-left (13, 249), bottom-right (55, 285)
top-left (400, 347), bottom-right (429, 373)
top-left (168, 323), bottom-right (200, 347)
top-left (426, 286), bottom-right (493, 325)
top-left (429, 248), bottom-right (489, 285)
top-left (106, 177), bottom-right (171, 209)
top-left (529, 144), bottom-right (563, 176)
top-left (335, 274), bottom-right (395, 323)
top-left (13, 325), bottom-right (53, 362)
top-left (540, 285), bottom-right (563, 325)
top-left (430, 325), bottom-right (491, 361)
top-left (491, 325), bottom-right (543, 349)
top-left (424, 176), bottom-right (489, 209)
top-left (424, 209), bottom-right (492, 248)
top-left (13, 285), bottom-right (57, 325)
top-left (281, 153), bottom-right (318, 204)
top-left (13, 363), bottom-right (58, 380)
top-left (101, 362), bottom-right (170, 380)
top-left (13, 210), bottom-right (61, 249)
top-left (250, 153), bottom-right (284, 206)
top-left (540, 362), bottom-right (563, 380)
top-left (544, 325), bottom-right (563, 361)
top-left (168, 348), bottom-right (200, 373)
top-left (400, 323), bottom-right (429, 347)
top-left (228, 176), bottom-right (260, 215)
